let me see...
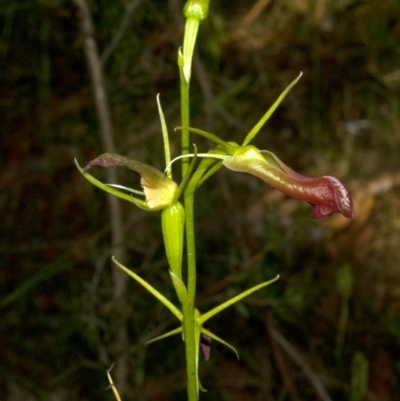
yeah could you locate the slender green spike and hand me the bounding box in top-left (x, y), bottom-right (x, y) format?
top-left (242, 72), bottom-right (302, 145)
top-left (145, 327), bottom-right (183, 346)
top-left (112, 257), bottom-right (183, 321)
top-left (201, 327), bottom-right (240, 360)
top-left (199, 275), bottom-right (280, 323)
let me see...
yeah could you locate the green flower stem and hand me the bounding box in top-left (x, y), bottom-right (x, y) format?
top-left (180, 3), bottom-right (211, 398)
top-left (179, 49), bottom-right (190, 179)
top-left (179, 153), bottom-right (227, 400)
top-left (182, 188), bottom-right (198, 400)
top-left (182, 299), bottom-right (199, 399)
top-left (179, 35), bottom-right (198, 401)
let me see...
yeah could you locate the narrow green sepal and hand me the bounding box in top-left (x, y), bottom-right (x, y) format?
top-left (242, 72), bottom-right (302, 145)
top-left (112, 257), bottom-right (182, 321)
top-left (199, 275), bottom-right (280, 324)
top-left (145, 326), bottom-right (183, 346)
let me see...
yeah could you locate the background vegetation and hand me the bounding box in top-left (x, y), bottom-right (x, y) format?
top-left (1, 0), bottom-right (400, 400)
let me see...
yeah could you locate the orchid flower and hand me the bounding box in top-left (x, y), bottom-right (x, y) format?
top-left (178, 129), bottom-right (354, 219)
top-left (224, 145), bottom-right (354, 219)
top-left (175, 72), bottom-right (354, 219)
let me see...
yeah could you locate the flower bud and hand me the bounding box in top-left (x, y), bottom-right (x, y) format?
top-left (181, 0), bottom-right (210, 83)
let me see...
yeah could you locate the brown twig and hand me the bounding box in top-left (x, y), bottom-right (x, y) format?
top-left (100, 0), bottom-right (142, 66)
top-left (228, 0), bottom-right (273, 44)
top-left (74, 0), bottom-right (129, 394)
top-left (107, 363), bottom-right (123, 401)
top-left (264, 315), bottom-right (301, 401)
top-left (266, 316), bottom-right (333, 401)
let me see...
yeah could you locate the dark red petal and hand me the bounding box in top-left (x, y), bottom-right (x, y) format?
top-left (304, 176), bottom-right (354, 219)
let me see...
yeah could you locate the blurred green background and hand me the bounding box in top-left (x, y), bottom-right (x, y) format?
top-left (1, 0), bottom-right (400, 400)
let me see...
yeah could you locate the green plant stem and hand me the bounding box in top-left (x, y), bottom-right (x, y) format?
top-left (181, 157), bottom-right (221, 399)
top-left (179, 51), bottom-right (198, 401)
top-left (184, 190), bottom-right (197, 302)
top-left (180, 57), bottom-right (190, 179)
top-left (182, 166), bottom-right (199, 401)
top-left (182, 297), bottom-right (198, 400)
